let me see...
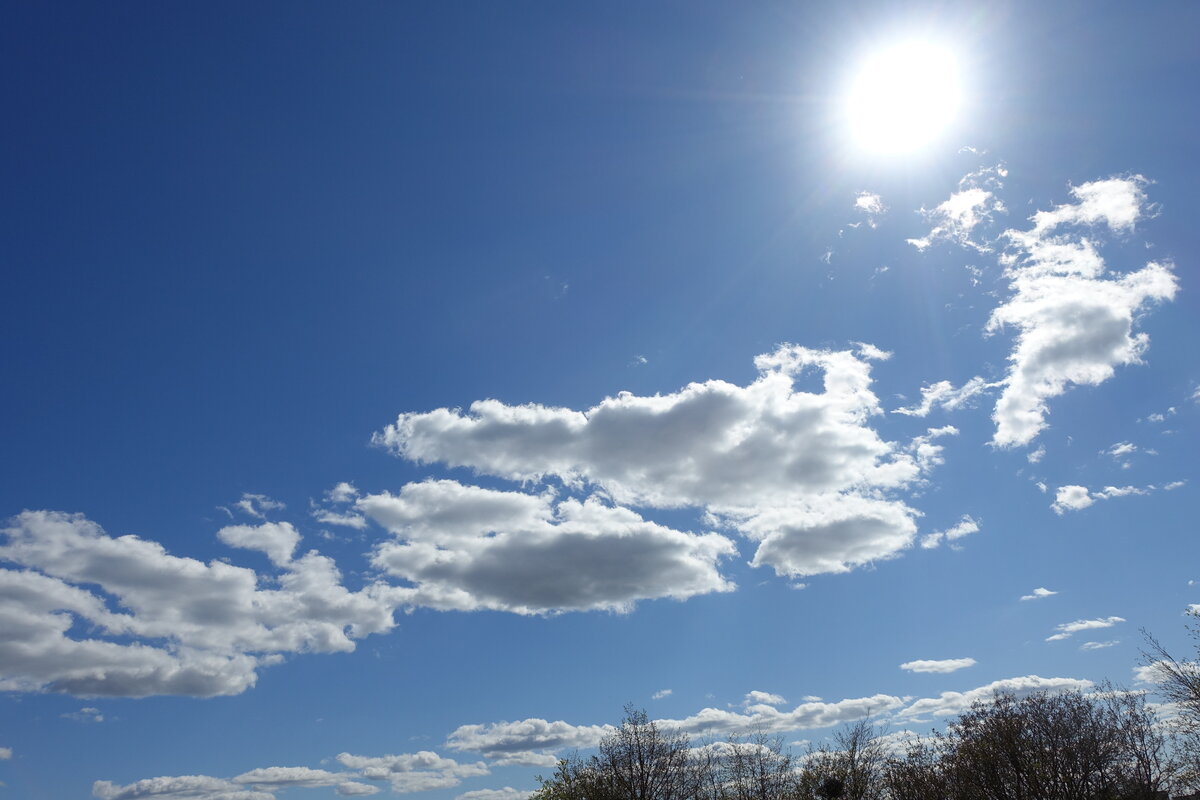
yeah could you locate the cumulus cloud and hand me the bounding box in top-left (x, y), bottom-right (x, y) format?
top-left (656, 694), bottom-right (907, 737)
top-left (1, 511), bottom-right (404, 697)
top-left (233, 767), bottom-right (348, 790)
top-left (93, 751), bottom-right (478, 800)
top-left (743, 690), bottom-right (786, 707)
top-left (899, 658), bottom-right (976, 674)
top-left (987, 176), bottom-right (1177, 447)
top-left (652, 689), bottom-right (673, 700)
top-left (1052, 485), bottom-right (1095, 514)
top-left (93, 775), bottom-right (274, 800)
top-left (1047, 616), bottom-right (1125, 641)
top-left (362, 481), bottom-right (736, 614)
top-left (217, 522), bottom-right (300, 567)
top-left (312, 483), bottom-right (368, 529)
top-left (376, 345), bottom-right (952, 581)
top-left (893, 377), bottom-right (991, 417)
top-left (919, 515), bottom-right (980, 550)
top-left (445, 719), bottom-right (616, 767)
top-left (1020, 587), bottom-right (1057, 601)
top-left (445, 692), bottom-right (909, 769)
top-left (1052, 483), bottom-right (1155, 514)
top-left (335, 752), bottom-right (489, 794)
top-left (899, 675), bottom-right (1094, 718)
top-left (455, 789), bottom-right (531, 800)
top-left (1133, 662), bottom-right (1170, 684)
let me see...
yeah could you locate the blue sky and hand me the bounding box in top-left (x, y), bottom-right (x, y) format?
top-left (2, 2), bottom-right (1199, 798)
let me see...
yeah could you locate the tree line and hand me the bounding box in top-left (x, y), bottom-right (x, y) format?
top-left (532, 624), bottom-right (1200, 800)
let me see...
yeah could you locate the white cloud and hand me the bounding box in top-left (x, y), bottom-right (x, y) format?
top-left (1027, 445), bottom-right (1046, 463)
top-left (335, 752), bottom-right (488, 794)
top-left (327, 482), bottom-right (359, 504)
top-left (62, 706), bottom-right (104, 723)
top-left (1134, 662), bottom-right (1170, 684)
top-left (908, 188), bottom-right (1001, 252)
top-left (727, 493), bottom-right (920, 578)
top-left (987, 176), bottom-right (1177, 447)
top-left (1144, 407), bottom-right (1176, 423)
top-left (312, 484), bottom-right (368, 529)
top-left (94, 751), bottom-right (478, 800)
top-left (1095, 485), bottom-right (1150, 499)
top-left (234, 493), bottom-right (285, 520)
top-left (893, 377), bottom-right (990, 417)
top-left (217, 522), bottom-right (300, 567)
top-left (1052, 483), bottom-right (1155, 514)
top-left (0, 746), bottom-right (10, 759)
top-left (1052, 485), bottom-right (1095, 514)
top-left (1103, 441), bottom-right (1138, 459)
top-left (652, 689), bottom-right (673, 700)
top-left (92, 775), bottom-right (274, 800)
top-left (854, 192), bottom-right (886, 227)
top-left (919, 515), bottom-right (980, 550)
top-left (376, 345), bottom-right (950, 582)
top-left (907, 166), bottom-right (1006, 252)
top-left (899, 675), bottom-right (1094, 718)
top-left (455, 789), bottom-right (531, 800)
top-left (1046, 616), bottom-right (1125, 641)
top-left (444, 692), bottom-right (905, 769)
top-left (445, 719), bottom-right (615, 766)
top-left (1, 511), bottom-right (405, 697)
top-left (1081, 640), bottom-right (1119, 651)
top-left (233, 767), bottom-right (347, 790)
top-left (743, 690), bottom-right (786, 707)
top-left (311, 511), bottom-right (369, 530)
top-left (1020, 587), bottom-right (1057, 601)
top-left (899, 658), bottom-right (976, 674)
top-left (363, 481), bottom-right (736, 614)
top-left (657, 694), bottom-right (908, 737)
top-left (855, 191), bottom-right (885, 215)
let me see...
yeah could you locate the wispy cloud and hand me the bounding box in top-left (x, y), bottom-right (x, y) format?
top-left (1047, 616), bottom-right (1125, 641)
top-left (899, 658), bottom-right (976, 674)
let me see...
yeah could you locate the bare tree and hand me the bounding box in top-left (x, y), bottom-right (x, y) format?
top-left (1142, 617), bottom-right (1200, 790)
top-left (533, 706), bottom-right (712, 800)
top-left (798, 719), bottom-right (887, 800)
top-left (719, 732), bottom-right (799, 800)
top-left (1098, 684), bottom-right (1183, 798)
top-left (598, 706), bottom-right (708, 800)
top-left (882, 735), bottom-right (953, 800)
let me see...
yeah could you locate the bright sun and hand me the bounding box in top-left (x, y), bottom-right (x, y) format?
top-left (844, 40), bottom-right (963, 154)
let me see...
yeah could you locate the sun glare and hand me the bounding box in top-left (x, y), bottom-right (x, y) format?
top-left (844, 40), bottom-right (963, 155)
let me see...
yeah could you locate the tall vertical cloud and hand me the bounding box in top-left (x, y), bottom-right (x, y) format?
top-left (988, 176), bottom-right (1177, 447)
